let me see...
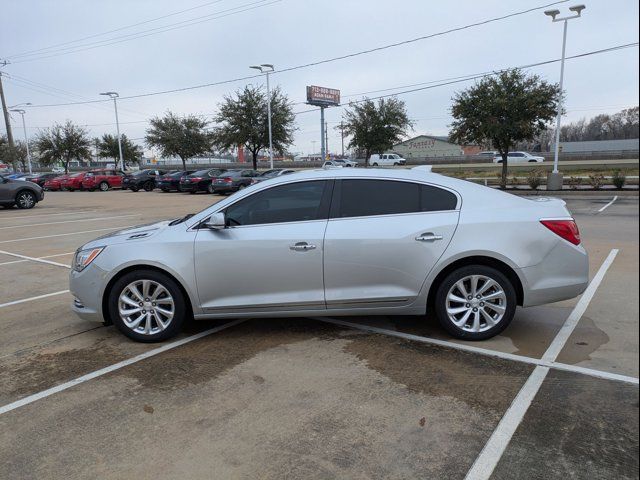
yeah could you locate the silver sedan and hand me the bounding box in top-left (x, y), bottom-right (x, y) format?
top-left (70, 167), bottom-right (588, 342)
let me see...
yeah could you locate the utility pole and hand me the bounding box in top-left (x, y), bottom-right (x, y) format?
top-left (325, 120), bottom-right (329, 159)
top-left (320, 106), bottom-right (326, 163)
top-left (100, 92), bottom-right (125, 171)
top-left (0, 66), bottom-right (18, 172)
top-left (340, 121), bottom-right (345, 157)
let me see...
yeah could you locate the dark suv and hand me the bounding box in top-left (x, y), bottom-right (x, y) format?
top-left (179, 168), bottom-right (228, 194)
top-left (122, 169), bottom-right (167, 192)
top-left (211, 169), bottom-right (260, 195)
top-left (0, 174), bottom-right (45, 209)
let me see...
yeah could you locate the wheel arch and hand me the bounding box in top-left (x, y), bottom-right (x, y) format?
top-left (101, 264), bottom-right (195, 325)
top-left (426, 255), bottom-right (525, 313)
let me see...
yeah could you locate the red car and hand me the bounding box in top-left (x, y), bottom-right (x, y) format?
top-left (60, 172), bottom-right (93, 191)
top-left (43, 174), bottom-right (70, 191)
top-left (81, 169), bottom-right (125, 191)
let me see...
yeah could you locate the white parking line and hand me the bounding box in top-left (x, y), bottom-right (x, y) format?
top-left (0, 214), bottom-right (136, 230)
top-left (0, 251), bottom-right (75, 267)
top-left (313, 317), bottom-right (637, 385)
top-left (0, 249), bottom-right (72, 269)
top-left (464, 248), bottom-right (619, 480)
top-left (0, 210), bottom-right (97, 221)
top-left (597, 195), bottom-right (618, 213)
top-left (0, 319), bottom-right (247, 416)
top-left (0, 290), bottom-right (70, 309)
top-left (0, 226), bottom-right (133, 244)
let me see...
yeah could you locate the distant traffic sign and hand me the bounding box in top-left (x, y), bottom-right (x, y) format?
top-left (306, 85), bottom-right (340, 107)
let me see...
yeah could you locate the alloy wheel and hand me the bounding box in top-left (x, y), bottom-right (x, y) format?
top-left (99, 182), bottom-right (109, 191)
top-left (445, 274), bottom-right (507, 333)
top-left (118, 279), bottom-right (175, 335)
top-left (16, 191), bottom-right (35, 209)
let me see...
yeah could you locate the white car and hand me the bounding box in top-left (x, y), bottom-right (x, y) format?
top-left (369, 153), bottom-right (407, 166)
top-left (323, 160), bottom-right (357, 168)
top-left (493, 152), bottom-right (545, 163)
top-left (70, 167), bottom-right (588, 342)
top-left (52, 166), bottom-right (65, 173)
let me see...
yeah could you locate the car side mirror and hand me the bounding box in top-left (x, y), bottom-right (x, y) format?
top-left (204, 212), bottom-right (226, 230)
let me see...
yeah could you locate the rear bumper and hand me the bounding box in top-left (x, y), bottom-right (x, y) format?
top-left (180, 183), bottom-right (206, 192)
top-left (212, 184), bottom-right (236, 193)
top-left (519, 240), bottom-right (589, 307)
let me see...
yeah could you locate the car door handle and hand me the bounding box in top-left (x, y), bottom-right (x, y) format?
top-left (415, 233), bottom-right (443, 242)
top-left (289, 242), bottom-right (316, 252)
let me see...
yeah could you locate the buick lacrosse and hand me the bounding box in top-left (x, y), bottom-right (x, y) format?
top-left (70, 167), bottom-right (588, 342)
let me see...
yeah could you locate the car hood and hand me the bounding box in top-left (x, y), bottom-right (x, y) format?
top-left (82, 220), bottom-right (174, 248)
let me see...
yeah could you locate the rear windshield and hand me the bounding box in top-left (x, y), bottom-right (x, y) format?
top-left (191, 169), bottom-right (211, 177)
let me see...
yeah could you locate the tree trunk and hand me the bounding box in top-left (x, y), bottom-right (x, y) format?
top-left (365, 148), bottom-right (370, 168)
top-left (64, 158), bottom-right (70, 174)
top-left (251, 150), bottom-right (258, 171)
top-left (180, 156), bottom-right (187, 171)
top-left (500, 152), bottom-right (508, 189)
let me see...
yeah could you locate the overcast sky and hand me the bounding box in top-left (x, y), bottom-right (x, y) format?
top-left (1, 0), bottom-right (638, 156)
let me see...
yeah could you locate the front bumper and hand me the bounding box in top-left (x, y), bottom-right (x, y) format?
top-left (69, 263), bottom-right (108, 323)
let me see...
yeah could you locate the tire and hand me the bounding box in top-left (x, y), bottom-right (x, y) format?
top-left (372, 162), bottom-right (378, 167)
top-left (99, 181), bottom-right (110, 191)
top-left (434, 265), bottom-right (516, 340)
top-left (238, 184), bottom-right (246, 190)
top-left (130, 186), bottom-right (139, 192)
top-left (207, 183), bottom-right (215, 194)
top-left (143, 181), bottom-right (154, 192)
top-left (15, 190), bottom-right (37, 209)
top-left (528, 160), bottom-right (537, 163)
top-left (189, 190), bottom-right (196, 195)
top-left (107, 269), bottom-right (187, 342)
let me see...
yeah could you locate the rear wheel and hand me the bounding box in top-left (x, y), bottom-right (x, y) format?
top-left (107, 269), bottom-right (187, 342)
top-left (130, 185), bottom-right (139, 192)
top-left (143, 181), bottom-right (154, 192)
top-left (434, 265), bottom-right (516, 340)
top-left (15, 190), bottom-right (37, 209)
top-left (372, 162), bottom-right (378, 166)
top-left (207, 183), bottom-right (215, 194)
top-left (99, 181), bottom-right (110, 191)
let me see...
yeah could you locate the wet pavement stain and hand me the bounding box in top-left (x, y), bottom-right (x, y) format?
top-left (342, 333), bottom-right (532, 414)
top-left (556, 315), bottom-right (611, 364)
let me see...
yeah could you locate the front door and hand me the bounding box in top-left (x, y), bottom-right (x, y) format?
top-left (323, 178), bottom-right (460, 308)
top-left (194, 180), bottom-right (332, 312)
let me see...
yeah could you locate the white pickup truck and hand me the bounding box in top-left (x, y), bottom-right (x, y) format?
top-left (369, 153), bottom-right (407, 166)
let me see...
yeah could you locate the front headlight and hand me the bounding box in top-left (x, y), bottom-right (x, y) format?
top-left (73, 247), bottom-right (105, 272)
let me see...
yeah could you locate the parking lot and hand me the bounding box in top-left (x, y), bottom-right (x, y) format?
top-left (0, 190), bottom-right (638, 479)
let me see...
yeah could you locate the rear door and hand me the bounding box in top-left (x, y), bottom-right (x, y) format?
top-left (194, 180), bottom-right (333, 312)
top-left (323, 178), bottom-right (460, 309)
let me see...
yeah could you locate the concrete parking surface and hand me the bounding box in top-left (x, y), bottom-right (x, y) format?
top-left (0, 189), bottom-right (638, 479)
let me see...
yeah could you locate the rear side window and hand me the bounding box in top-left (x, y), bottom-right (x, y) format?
top-left (334, 179), bottom-right (457, 218)
top-left (225, 181), bottom-right (329, 226)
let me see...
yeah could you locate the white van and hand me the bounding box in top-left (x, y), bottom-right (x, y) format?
top-left (369, 153), bottom-right (406, 166)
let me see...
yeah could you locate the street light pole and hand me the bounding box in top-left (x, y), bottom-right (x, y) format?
top-left (10, 108), bottom-right (32, 174)
top-left (544, 4), bottom-right (586, 189)
top-left (100, 91), bottom-right (125, 171)
top-left (250, 64), bottom-right (275, 169)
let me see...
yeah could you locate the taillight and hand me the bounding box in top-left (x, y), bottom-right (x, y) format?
top-left (223, 177), bottom-right (232, 183)
top-left (191, 177), bottom-right (203, 182)
top-left (540, 219), bottom-right (581, 246)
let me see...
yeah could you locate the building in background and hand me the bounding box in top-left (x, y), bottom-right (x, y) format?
top-left (392, 135), bottom-right (463, 159)
top-left (556, 138), bottom-right (639, 153)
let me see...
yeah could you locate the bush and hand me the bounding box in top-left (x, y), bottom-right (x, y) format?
top-left (612, 170), bottom-right (626, 190)
top-left (510, 175), bottom-right (520, 187)
top-left (568, 176), bottom-right (582, 190)
top-left (588, 173), bottom-right (605, 190)
top-left (527, 169), bottom-right (543, 190)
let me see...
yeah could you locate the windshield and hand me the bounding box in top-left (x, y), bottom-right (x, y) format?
top-left (191, 169), bottom-right (211, 177)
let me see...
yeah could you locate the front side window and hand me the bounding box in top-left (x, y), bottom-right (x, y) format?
top-left (225, 181), bottom-right (329, 226)
top-left (334, 179), bottom-right (457, 219)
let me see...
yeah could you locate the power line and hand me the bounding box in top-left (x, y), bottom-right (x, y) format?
top-left (21, 0), bottom-right (572, 107)
top-left (6, 0), bottom-right (227, 59)
top-left (7, 0), bottom-right (281, 64)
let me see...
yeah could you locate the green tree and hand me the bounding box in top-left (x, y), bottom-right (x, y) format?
top-left (449, 69), bottom-right (560, 188)
top-left (96, 133), bottom-right (142, 167)
top-left (342, 97), bottom-right (413, 167)
top-left (34, 121), bottom-right (92, 173)
top-left (145, 112), bottom-right (212, 171)
top-left (212, 85), bottom-right (295, 170)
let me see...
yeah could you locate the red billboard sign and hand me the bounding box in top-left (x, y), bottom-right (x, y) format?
top-left (306, 85), bottom-right (340, 107)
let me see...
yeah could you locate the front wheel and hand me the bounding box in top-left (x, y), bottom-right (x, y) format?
top-left (15, 190), bottom-right (37, 209)
top-left (107, 270), bottom-right (187, 342)
top-left (130, 185), bottom-right (139, 192)
top-left (372, 162), bottom-right (378, 167)
top-left (143, 181), bottom-right (154, 192)
top-left (434, 265), bottom-right (516, 340)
